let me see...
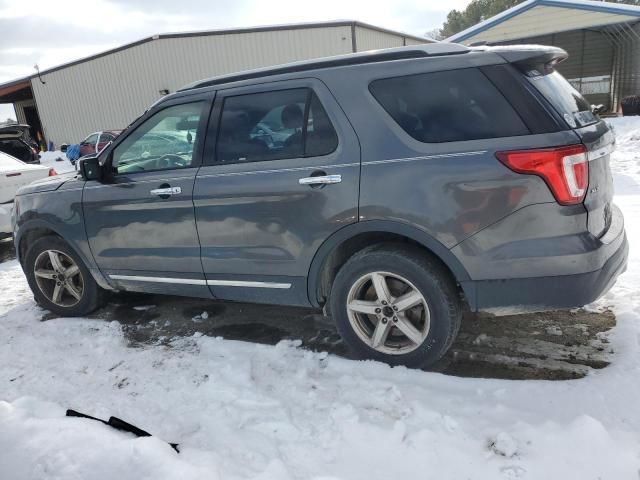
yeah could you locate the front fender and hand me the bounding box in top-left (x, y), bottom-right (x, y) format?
top-left (14, 188), bottom-right (114, 291)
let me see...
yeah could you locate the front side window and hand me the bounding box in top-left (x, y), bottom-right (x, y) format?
top-left (112, 102), bottom-right (203, 174)
top-left (216, 88), bottom-right (338, 164)
top-left (369, 68), bottom-right (530, 143)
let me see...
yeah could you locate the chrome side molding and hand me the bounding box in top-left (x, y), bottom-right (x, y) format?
top-left (109, 274), bottom-right (291, 289)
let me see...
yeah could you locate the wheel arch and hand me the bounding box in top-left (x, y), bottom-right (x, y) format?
top-left (16, 219), bottom-right (113, 291)
top-left (307, 220), bottom-right (472, 308)
top-left (16, 220), bottom-right (66, 265)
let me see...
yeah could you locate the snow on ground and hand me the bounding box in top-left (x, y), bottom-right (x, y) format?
top-left (1, 118), bottom-right (640, 479)
top-left (38, 150), bottom-right (76, 174)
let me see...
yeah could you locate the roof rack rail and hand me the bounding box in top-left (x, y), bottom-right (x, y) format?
top-left (180, 43), bottom-right (469, 91)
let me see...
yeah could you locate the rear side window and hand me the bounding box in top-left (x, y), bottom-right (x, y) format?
top-left (216, 88), bottom-right (338, 164)
top-left (369, 68), bottom-right (529, 143)
top-left (527, 71), bottom-right (597, 128)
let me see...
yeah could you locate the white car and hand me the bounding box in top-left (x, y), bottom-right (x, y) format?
top-left (0, 151), bottom-right (55, 237)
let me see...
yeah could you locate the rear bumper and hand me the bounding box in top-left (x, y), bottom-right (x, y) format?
top-left (463, 232), bottom-right (628, 312)
top-left (457, 202), bottom-right (628, 312)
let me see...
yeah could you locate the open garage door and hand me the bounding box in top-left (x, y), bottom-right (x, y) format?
top-left (0, 79), bottom-right (45, 146)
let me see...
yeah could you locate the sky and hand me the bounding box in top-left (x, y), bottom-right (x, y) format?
top-left (0, 0), bottom-right (470, 120)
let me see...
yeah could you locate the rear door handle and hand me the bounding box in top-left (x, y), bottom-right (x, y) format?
top-left (150, 186), bottom-right (181, 196)
top-left (298, 174), bottom-right (342, 186)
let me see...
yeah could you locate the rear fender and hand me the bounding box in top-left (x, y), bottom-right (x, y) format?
top-left (306, 220), bottom-right (471, 307)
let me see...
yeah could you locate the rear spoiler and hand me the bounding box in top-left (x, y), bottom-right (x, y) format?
top-left (473, 45), bottom-right (568, 76)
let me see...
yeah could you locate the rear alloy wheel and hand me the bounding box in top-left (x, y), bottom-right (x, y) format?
top-left (346, 272), bottom-right (430, 355)
top-left (330, 244), bottom-right (462, 369)
top-left (25, 236), bottom-right (104, 316)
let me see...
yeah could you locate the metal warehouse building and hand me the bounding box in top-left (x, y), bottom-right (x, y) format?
top-left (0, 21), bottom-right (429, 146)
top-left (446, 0), bottom-right (640, 113)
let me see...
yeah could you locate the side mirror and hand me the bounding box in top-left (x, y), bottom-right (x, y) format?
top-left (78, 155), bottom-right (101, 181)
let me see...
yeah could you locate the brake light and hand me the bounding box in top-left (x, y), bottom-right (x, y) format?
top-left (496, 145), bottom-right (588, 205)
top-left (48, 168), bottom-right (58, 176)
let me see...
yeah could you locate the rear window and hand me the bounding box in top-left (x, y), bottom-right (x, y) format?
top-left (527, 71), bottom-right (597, 128)
top-left (369, 68), bottom-right (529, 143)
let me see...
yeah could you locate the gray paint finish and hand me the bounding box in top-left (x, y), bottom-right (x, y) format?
top-left (193, 78), bottom-right (360, 304)
top-left (13, 44), bottom-right (627, 314)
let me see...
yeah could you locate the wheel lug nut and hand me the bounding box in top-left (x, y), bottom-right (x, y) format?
top-left (381, 318), bottom-right (388, 324)
top-left (381, 301), bottom-right (387, 305)
top-left (393, 316), bottom-right (398, 322)
top-left (375, 308), bottom-right (381, 314)
top-left (393, 306), bottom-right (398, 311)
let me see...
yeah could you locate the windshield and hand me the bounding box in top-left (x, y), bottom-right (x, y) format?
top-left (528, 71), bottom-right (598, 128)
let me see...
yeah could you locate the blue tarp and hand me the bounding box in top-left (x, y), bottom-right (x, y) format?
top-left (66, 144), bottom-right (81, 162)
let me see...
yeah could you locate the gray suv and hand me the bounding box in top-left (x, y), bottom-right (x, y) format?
top-left (13, 43), bottom-right (628, 368)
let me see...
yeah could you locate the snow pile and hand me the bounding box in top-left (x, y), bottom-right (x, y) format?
top-left (0, 118), bottom-right (639, 479)
top-left (38, 150), bottom-right (76, 174)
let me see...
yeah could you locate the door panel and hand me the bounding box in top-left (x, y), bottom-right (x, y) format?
top-left (83, 95), bottom-right (212, 297)
top-left (84, 170), bottom-right (201, 274)
top-left (194, 80), bottom-right (360, 306)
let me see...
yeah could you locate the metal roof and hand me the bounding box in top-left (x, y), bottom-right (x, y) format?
top-left (0, 20), bottom-right (431, 92)
top-left (446, 0), bottom-right (640, 43)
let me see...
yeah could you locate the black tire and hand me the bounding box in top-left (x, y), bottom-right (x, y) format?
top-left (24, 236), bottom-right (105, 316)
top-left (329, 243), bottom-right (462, 369)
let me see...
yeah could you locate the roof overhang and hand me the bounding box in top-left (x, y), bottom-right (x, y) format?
top-left (446, 0), bottom-right (640, 44)
top-left (0, 78), bottom-right (32, 104)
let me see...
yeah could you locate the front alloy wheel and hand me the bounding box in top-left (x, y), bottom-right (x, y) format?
top-left (33, 250), bottom-right (85, 307)
top-left (346, 271), bottom-right (430, 355)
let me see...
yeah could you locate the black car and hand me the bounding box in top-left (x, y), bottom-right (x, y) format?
top-left (0, 124), bottom-right (40, 164)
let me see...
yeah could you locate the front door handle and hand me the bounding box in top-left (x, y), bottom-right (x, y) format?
top-left (298, 174), bottom-right (342, 186)
top-left (150, 186), bottom-right (182, 197)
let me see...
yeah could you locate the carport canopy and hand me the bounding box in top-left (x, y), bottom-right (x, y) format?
top-left (446, 0), bottom-right (640, 44)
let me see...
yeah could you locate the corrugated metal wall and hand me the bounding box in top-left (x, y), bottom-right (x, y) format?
top-left (355, 26), bottom-right (405, 50)
top-left (31, 26), bottom-right (357, 144)
top-left (13, 100), bottom-right (31, 125)
top-left (610, 23), bottom-right (640, 108)
top-left (32, 24), bottom-right (428, 145)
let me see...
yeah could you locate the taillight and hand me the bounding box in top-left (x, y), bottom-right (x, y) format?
top-left (496, 144), bottom-right (588, 205)
top-left (48, 168), bottom-right (58, 176)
